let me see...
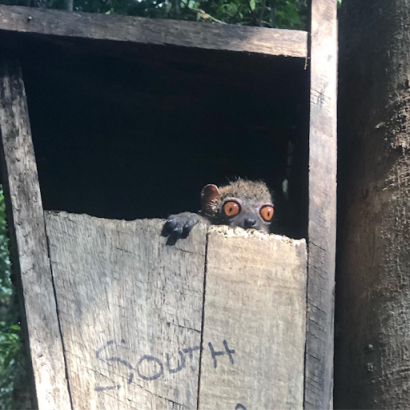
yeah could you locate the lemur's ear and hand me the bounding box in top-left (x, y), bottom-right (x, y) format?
top-left (200, 184), bottom-right (220, 213)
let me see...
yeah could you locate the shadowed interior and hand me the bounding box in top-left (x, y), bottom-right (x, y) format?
top-left (4, 31), bottom-right (309, 237)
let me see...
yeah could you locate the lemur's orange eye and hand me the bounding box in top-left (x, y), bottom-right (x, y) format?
top-left (260, 205), bottom-right (274, 222)
top-left (223, 201), bottom-right (241, 217)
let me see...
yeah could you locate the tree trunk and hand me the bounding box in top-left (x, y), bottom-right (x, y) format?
top-left (336, 1), bottom-right (410, 408)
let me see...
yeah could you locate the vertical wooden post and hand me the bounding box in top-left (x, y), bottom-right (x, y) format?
top-left (0, 56), bottom-right (72, 409)
top-left (305, 1), bottom-right (338, 409)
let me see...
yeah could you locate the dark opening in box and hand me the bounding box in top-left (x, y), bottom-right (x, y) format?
top-left (14, 33), bottom-right (309, 238)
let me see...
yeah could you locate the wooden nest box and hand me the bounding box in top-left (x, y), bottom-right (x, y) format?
top-left (0, 2), bottom-right (337, 410)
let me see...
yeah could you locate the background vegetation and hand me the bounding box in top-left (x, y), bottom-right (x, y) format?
top-left (0, 188), bottom-right (20, 409)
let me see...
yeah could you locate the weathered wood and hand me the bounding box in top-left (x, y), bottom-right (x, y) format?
top-left (336, 1), bottom-right (410, 408)
top-left (0, 5), bottom-right (308, 58)
top-left (45, 213), bottom-right (207, 410)
top-left (45, 213), bottom-right (307, 409)
top-left (0, 57), bottom-right (71, 409)
top-left (305, 0), bottom-right (338, 409)
top-left (198, 227), bottom-right (306, 410)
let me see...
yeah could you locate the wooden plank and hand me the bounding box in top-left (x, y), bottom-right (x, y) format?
top-left (45, 212), bottom-right (308, 409)
top-left (0, 5), bottom-right (308, 58)
top-left (0, 57), bottom-right (71, 409)
top-left (305, 0), bottom-right (338, 409)
top-left (198, 226), bottom-right (307, 410)
top-left (45, 212), bottom-right (207, 410)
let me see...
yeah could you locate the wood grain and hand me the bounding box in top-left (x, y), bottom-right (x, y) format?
top-left (0, 57), bottom-right (71, 409)
top-left (305, 0), bottom-right (338, 409)
top-left (198, 227), bottom-right (307, 410)
top-left (0, 5), bottom-right (307, 58)
top-left (45, 213), bottom-right (307, 409)
top-left (45, 212), bottom-right (207, 410)
top-left (336, 1), bottom-right (410, 407)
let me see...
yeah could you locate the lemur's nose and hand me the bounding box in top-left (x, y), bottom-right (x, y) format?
top-left (244, 218), bottom-right (257, 228)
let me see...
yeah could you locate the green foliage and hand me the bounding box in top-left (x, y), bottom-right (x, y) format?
top-left (75, 0), bottom-right (310, 29)
top-left (0, 187), bottom-right (21, 410)
top-left (0, 188), bottom-right (11, 302)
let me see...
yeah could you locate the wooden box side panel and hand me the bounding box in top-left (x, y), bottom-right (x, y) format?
top-left (198, 227), bottom-right (307, 410)
top-left (306, 0), bottom-right (338, 409)
top-left (0, 57), bottom-right (71, 410)
top-left (45, 212), bottom-right (207, 410)
top-left (46, 213), bottom-right (307, 410)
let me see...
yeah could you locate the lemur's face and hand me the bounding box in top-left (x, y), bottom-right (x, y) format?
top-left (218, 197), bottom-right (274, 232)
top-left (201, 180), bottom-right (274, 232)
